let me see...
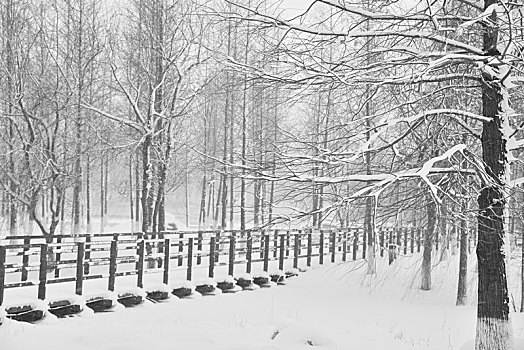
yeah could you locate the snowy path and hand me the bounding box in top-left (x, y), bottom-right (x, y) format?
top-left (1, 260), bottom-right (523, 350)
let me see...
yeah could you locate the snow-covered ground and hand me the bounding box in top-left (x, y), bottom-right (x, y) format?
top-left (1, 249), bottom-right (524, 350)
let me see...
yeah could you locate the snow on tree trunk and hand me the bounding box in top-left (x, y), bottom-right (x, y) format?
top-left (421, 195), bottom-right (436, 290)
top-left (456, 213), bottom-right (468, 306)
top-left (475, 2), bottom-right (512, 348)
top-left (366, 197), bottom-right (375, 275)
top-left (141, 134), bottom-right (153, 233)
top-left (439, 198), bottom-right (449, 262)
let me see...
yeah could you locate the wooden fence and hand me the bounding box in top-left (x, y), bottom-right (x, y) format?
top-left (0, 226), bottom-right (476, 305)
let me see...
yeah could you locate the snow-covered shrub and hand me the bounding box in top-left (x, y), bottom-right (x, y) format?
top-left (270, 270), bottom-right (286, 284)
top-left (253, 271), bottom-right (270, 286)
top-left (215, 275), bottom-right (235, 290)
top-left (145, 284), bottom-right (171, 301)
top-left (235, 273), bottom-right (253, 289)
top-left (171, 280), bottom-right (196, 298)
top-left (5, 300), bottom-right (48, 323)
top-left (216, 275), bottom-right (242, 293)
top-left (195, 278), bottom-right (217, 295)
top-left (47, 295), bottom-right (85, 318)
top-left (117, 288), bottom-right (146, 307)
top-left (285, 268), bottom-right (300, 278)
top-left (85, 291), bottom-right (121, 312)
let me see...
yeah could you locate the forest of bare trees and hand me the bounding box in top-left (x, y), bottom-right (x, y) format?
top-left (1, 0), bottom-right (524, 349)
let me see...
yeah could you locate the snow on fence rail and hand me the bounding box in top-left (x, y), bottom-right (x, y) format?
top-left (0, 227), bottom-right (476, 305)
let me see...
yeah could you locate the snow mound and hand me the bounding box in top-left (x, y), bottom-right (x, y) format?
top-left (194, 277), bottom-right (216, 286)
top-left (84, 290), bottom-right (118, 304)
top-left (171, 280), bottom-right (196, 291)
top-left (4, 299), bottom-right (54, 324)
top-left (214, 275), bottom-right (236, 284)
top-left (47, 294), bottom-right (86, 308)
top-left (118, 287), bottom-right (146, 298)
top-left (84, 291), bottom-right (124, 312)
top-left (244, 283), bottom-right (260, 291)
top-left (253, 271), bottom-right (270, 279)
top-left (5, 299), bottom-right (48, 314)
top-left (235, 273), bottom-right (253, 280)
top-left (285, 268), bottom-right (300, 277)
top-left (145, 283), bottom-right (172, 294)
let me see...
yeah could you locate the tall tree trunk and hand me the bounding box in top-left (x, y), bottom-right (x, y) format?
top-left (475, 2), bottom-right (511, 348)
top-left (421, 196), bottom-right (436, 290)
top-left (456, 206), bottom-right (468, 306)
top-left (129, 154), bottom-right (134, 232)
top-left (135, 152), bottom-right (141, 231)
top-left (214, 177), bottom-right (222, 229)
top-left (100, 155), bottom-right (105, 233)
top-left (141, 135), bottom-right (153, 233)
top-left (86, 154), bottom-right (91, 233)
top-left (239, 1), bottom-right (251, 233)
top-left (440, 197), bottom-right (449, 262)
top-left (184, 146), bottom-right (189, 228)
top-left (104, 155), bottom-right (108, 216)
top-left (364, 90), bottom-right (374, 274)
top-left (72, 0), bottom-right (85, 237)
top-left (6, 0), bottom-right (17, 236)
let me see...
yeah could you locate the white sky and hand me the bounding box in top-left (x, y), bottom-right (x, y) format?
top-left (278, 0), bottom-right (313, 17)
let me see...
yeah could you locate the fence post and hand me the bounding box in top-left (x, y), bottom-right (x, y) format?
top-left (342, 231), bottom-right (347, 262)
top-left (22, 237), bottom-right (30, 281)
top-left (215, 232), bottom-right (221, 263)
top-left (228, 235), bottom-right (236, 276)
top-left (319, 230), bottom-right (324, 264)
top-left (279, 234), bottom-right (285, 271)
top-left (38, 244), bottom-right (48, 300)
top-left (297, 230), bottom-right (303, 256)
top-left (197, 231), bottom-right (203, 265)
top-left (157, 232), bottom-right (164, 268)
top-left (178, 232), bottom-right (184, 266)
top-left (246, 231), bottom-right (252, 274)
top-left (163, 238), bottom-right (171, 285)
top-left (0, 246), bottom-right (6, 305)
top-left (133, 233), bottom-right (141, 271)
top-left (209, 237), bottom-right (215, 278)
top-left (263, 234), bottom-right (270, 272)
top-left (108, 239), bottom-right (118, 292)
top-left (75, 242), bottom-right (85, 295)
top-left (293, 234), bottom-right (299, 269)
top-left (187, 237), bottom-right (194, 281)
top-left (273, 230), bottom-right (278, 258)
top-left (84, 234), bottom-right (92, 274)
top-left (137, 238), bottom-right (145, 288)
top-left (286, 230), bottom-right (291, 257)
top-left (352, 229), bottom-right (358, 261)
top-left (54, 236), bottom-right (62, 278)
top-left (307, 232), bottom-right (312, 267)
top-left (331, 231), bottom-right (336, 263)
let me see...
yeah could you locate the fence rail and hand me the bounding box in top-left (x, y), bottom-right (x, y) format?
top-left (0, 227), bottom-right (476, 305)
